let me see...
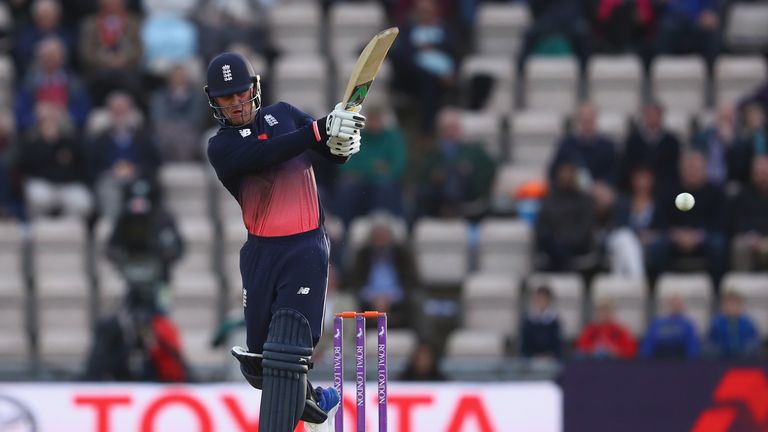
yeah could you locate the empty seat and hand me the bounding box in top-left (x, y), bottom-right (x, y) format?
top-left (329, 2), bottom-right (387, 60)
top-left (475, 3), bottom-right (530, 56)
top-left (365, 328), bottom-right (418, 360)
top-left (445, 329), bottom-right (507, 358)
top-left (526, 273), bottom-right (585, 339)
top-left (0, 220), bottom-right (23, 274)
top-left (334, 57), bottom-right (392, 107)
top-left (170, 303), bottom-right (224, 369)
top-left (462, 273), bottom-right (520, 335)
top-left (0, 55), bottom-right (14, 89)
top-left (491, 163), bottom-right (545, 214)
top-left (170, 271), bottom-right (219, 304)
top-left (0, 275), bottom-right (28, 364)
top-left (588, 55), bottom-right (643, 114)
top-left (37, 274), bottom-right (89, 302)
top-left (174, 218), bottom-right (215, 275)
top-left (524, 57), bottom-right (579, 115)
top-left (477, 219), bottom-right (533, 276)
top-left (725, 3), bottom-right (768, 52)
top-left (590, 274), bottom-right (648, 336)
top-left (459, 55), bottom-right (515, 114)
top-left (38, 302), bottom-right (90, 369)
top-left (269, 3), bottom-right (322, 54)
top-left (31, 217), bottom-right (87, 275)
top-left (413, 219), bottom-right (469, 286)
top-left (652, 56), bottom-right (707, 114)
top-left (715, 56), bottom-right (767, 105)
top-left (510, 111), bottom-right (564, 167)
top-left (273, 55), bottom-right (328, 117)
top-left (159, 163), bottom-right (210, 218)
top-left (459, 111), bottom-right (502, 158)
top-left (596, 111), bottom-right (629, 145)
top-left (663, 111), bottom-right (692, 144)
top-left (142, 0), bottom-right (197, 15)
top-left (655, 273), bottom-right (714, 335)
top-left (721, 273), bottom-right (768, 337)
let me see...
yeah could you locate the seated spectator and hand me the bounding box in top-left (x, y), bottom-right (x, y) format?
top-left (13, 0), bottom-right (76, 75)
top-left (729, 103), bottom-right (767, 186)
top-left (400, 343), bottom-right (446, 381)
top-left (588, 0), bottom-right (655, 54)
top-left (621, 101), bottom-right (681, 192)
top-left (389, 0), bottom-right (459, 132)
top-left (549, 102), bottom-right (618, 188)
top-left (640, 295), bottom-right (700, 359)
top-left (14, 36), bottom-right (90, 131)
top-left (79, 0), bottom-right (143, 105)
top-left (15, 103), bottom-right (92, 218)
top-left (520, 286), bottom-right (562, 359)
top-left (607, 165), bottom-right (661, 277)
top-left (348, 213), bottom-right (417, 328)
top-left (194, 0), bottom-right (273, 63)
top-left (536, 161), bottom-right (597, 271)
top-left (575, 299), bottom-right (637, 359)
top-left (415, 107), bottom-right (496, 219)
top-left (728, 156), bottom-right (768, 271)
top-left (693, 104), bottom-right (738, 187)
top-left (707, 290), bottom-right (759, 358)
top-left (518, 0), bottom-right (591, 70)
top-left (88, 92), bottom-right (161, 219)
top-left (140, 14), bottom-right (197, 76)
top-left (334, 105), bottom-right (406, 225)
top-left (654, 0), bottom-right (720, 67)
top-left (149, 64), bottom-right (207, 161)
top-left (648, 151), bottom-right (728, 285)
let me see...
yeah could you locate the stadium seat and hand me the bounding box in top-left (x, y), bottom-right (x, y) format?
top-left (171, 271), bottom-right (219, 304)
top-left (170, 302), bottom-right (225, 370)
top-left (714, 56), bottom-right (767, 106)
top-left (654, 273), bottom-right (714, 335)
top-left (587, 55), bottom-right (643, 114)
top-left (445, 328), bottom-right (507, 359)
top-left (37, 273), bottom-right (89, 302)
top-left (459, 111), bottom-right (503, 158)
top-left (174, 218), bottom-right (215, 276)
top-left (459, 55), bottom-right (515, 115)
top-left (509, 111), bottom-right (564, 167)
top-left (725, 3), bottom-right (768, 52)
top-left (477, 218), bottom-right (533, 276)
top-left (524, 57), bottom-right (579, 115)
top-left (272, 54), bottom-right (329, 117)
top-left (0, 220), bottom-right (23, 278)
top-left (526, 273), bottom-right (585, 339)
top-left (663, 110), bottom-right (692, 144)
top-left (651, 56), bottom-right (707, 114)
top-left (30, 217), bottom-right (87, 275)
top-left (345, 213), bottom-right (407, 264)
top-left (590, 274), bottom-right (648, 336)
top-left (0, 275), bottom-right (28, 365)
top-left (142, 0), bottom-right (197, 16)
top-left (269, 3), bottom-right (322, 54)
top-left (475, 3), bottom-right (530, 56)
top-left (334, 57), bottom-right (392, 107)
top-left (38, 301), bottom-right (90, 371)
top-left (462, 273), bottom-right (521, 336)
top-left (328, 2), bottom-right (387, 61)
top-left (0, 55), bottom-right (14, 101)
top-left (413, 218), bottom-right (470, 287)
top-left (490, 163), bottom-right (545, 214)
top-left (365, 328), bottom-right (418, 361)
top-left (160, 163), bottom-right (210, 219)
top-left (720, 273), bottom-right (768, 337)
top-left (596, 111), bottom-right (629, 145)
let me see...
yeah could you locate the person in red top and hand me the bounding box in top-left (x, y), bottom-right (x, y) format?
top-left (575, 299), bottom-right (638, 359)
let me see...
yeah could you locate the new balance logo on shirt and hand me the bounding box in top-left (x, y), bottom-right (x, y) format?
top-left (239, 128), bottom-right (251, 138)
top-left (297, 287), bottom-right (311, 295)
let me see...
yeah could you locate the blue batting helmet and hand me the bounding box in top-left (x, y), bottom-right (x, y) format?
top-left (204, 52), bottom-right (261, 125)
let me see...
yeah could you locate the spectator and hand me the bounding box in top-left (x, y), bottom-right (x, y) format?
top-left (348, 212), bottom-right (417, 328)
top-left (729, 103), bottom-right (767, 186)
top-left (640, 295), bottom-right (700, 359)
top-left (194, 0), bottom-right (273, 63)
top-left (0, 111), bottom-right (19, 218)
top-left (536, 161), bottom-right (597, 271)
top-left (621, 102), bottom-right (682, 192)
top-left (728, 156), bottom-right (768, 271)
top-left (654, 0), bottom-right (720, 67)
top-left (575, 299), bottom-right (638, 359)
top-left (521, 286), bottom-right (562, 359)
top-left (693, 104), bottom-right (738, 187)
top-left (88, 92), bottom-right (161, 219)
top-left (14, 36), bottom-right (90, 131)
top-left (648, 151), bottom-right (727, 285)
top-left (389, 0), bottom-right (459, 132)
top-left (149, 64), bottom-right (207, 161)
top-left (79, 0), bottom-right (143, 105)
top-left (13, 0), bottom-right (76, 75)
top-left (140, 14), bottom-right (197, 76)
top-left (549, 102), bottom-right (618, 187)
top-left (415, 107), bottom-right (496, 218)
top-left (707, 290), bottom-right (760, 358)
top-left (400, 343), bottom-right (446, 381)
top-left (334, 105), bottom-right (407, 224)
top-left (587, 0), bottom-right (656, 54)
top-left (518, 0), bottom-right (591, 70)
top-left (15, 103), bottom-right (92, 219)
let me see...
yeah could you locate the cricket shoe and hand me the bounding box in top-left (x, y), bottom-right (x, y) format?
top-left (304, 387), bottom-right (340, 432)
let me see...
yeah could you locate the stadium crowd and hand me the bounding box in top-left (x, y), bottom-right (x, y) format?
top-left (1, 0), bottom-right (767, 381)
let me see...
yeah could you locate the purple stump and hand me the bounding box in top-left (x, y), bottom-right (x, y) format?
top-left (334, 316), bottom-right (344, 432)
top-left (377, 313), bottom-right (388, 432)
top-left (355, 315), bottom-right (366, 432)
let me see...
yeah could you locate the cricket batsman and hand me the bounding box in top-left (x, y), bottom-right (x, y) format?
top-left (204, 52), bottom-right (364, 431)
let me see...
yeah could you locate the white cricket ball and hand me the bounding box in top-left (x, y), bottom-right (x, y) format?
top-left (675, 192), bottom-right (695, 211)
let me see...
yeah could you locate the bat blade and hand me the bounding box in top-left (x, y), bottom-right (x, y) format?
top-left (342, 27), bottom-right (399, 111)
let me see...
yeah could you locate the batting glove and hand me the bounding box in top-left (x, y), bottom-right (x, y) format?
top-left (327, 134), bottom-right (362, 157)
top-left (326, 102), bottom-right (366, 140)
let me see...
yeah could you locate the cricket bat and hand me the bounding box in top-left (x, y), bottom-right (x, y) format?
top-left (341, 27), bottom-right (399, 112)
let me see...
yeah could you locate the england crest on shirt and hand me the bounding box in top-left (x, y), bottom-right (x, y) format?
top-left (265, 114), bottom-right (279, 126)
